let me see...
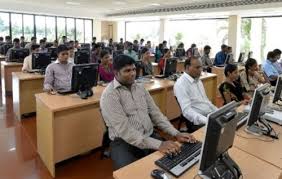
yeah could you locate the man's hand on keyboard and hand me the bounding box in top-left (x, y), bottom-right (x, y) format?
top-left (159, 141), bottom-right (180, 154)
top-left (175, 133), bottom-right (197, 143)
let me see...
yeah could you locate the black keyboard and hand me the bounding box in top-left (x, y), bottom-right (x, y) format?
top-left (155, 141), bottom-right (202, 177)
top-left (236, 112), bottom-right (249, 129)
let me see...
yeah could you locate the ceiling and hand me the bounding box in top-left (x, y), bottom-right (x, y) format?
top-left (0, 0), bottom-right (282, 19)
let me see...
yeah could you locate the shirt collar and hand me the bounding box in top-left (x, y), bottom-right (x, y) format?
top-left (113, 78), bottom-right (137, 89)
top-left (183, 72), bottom-right (199, 83)
top-left (55, 59), bottom-right (72, 64)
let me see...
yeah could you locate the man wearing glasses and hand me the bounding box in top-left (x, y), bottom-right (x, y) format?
top-left (174, 57), bottom-right (217, 132)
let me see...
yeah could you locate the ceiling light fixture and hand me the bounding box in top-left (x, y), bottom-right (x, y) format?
top-left (66, 1), bottom-right (81, 5)
top-left (150, 3), bottom-right (161, 6)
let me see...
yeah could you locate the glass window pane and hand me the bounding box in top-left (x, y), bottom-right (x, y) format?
top-left (67, 18), bottom-right (75, 41)
top-left (0, 13), bottom-right (9, 38)
top-left (76, 19), bottom-right (84, 43)
top-left (84, 20), bottom-right (92, 43)
top-left (36, 16), bottom-right (46, 40)
top-left (46, 17), bottom-right (55, 42)
top-left (57, 17), bottom-right (66, 42)
top-left (126, 21), bottom-right (160, 48)
top-left (23, 15), bottom-right (34, 41)
top-left (11, 14), bottom-right (23, 39)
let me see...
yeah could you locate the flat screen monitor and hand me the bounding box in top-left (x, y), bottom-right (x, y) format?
top-left (32, 53), bottom-right (52, 70)
top-left (10, 48), bottom-right (30, 63)
top-left (273, 75), bottom-right (282, 104)
top-left (163, 58), bottom-right (178, 77)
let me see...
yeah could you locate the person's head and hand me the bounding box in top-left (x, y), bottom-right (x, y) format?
top-left (43, 37), bottom-right (47, 42)
top-left (221, 44), bottom-right (228, 52)
top-left (245, 58), bottom-right (259, 76)
top-left (224, 64), bottom-right (239, 81)
top-left (39, 39), bottom-right (46, 48)
top-left (133, 40), bottom-right (138, 45)
top-left (191, 44), bottom-right (196, 48)
top-left (273, 49), bottom-right (282, 60)
top-left (178, 43), bottom-right (184, 49)
top-left (62, 36), bottom-right (67, 42)
top-left (74, 40), bottom-right (79, 47)
top-left (146, 41), bottom-right (151, 48)
top-left (69, 40), bottom-right (74, 47)
top-left (53, 40), bottom-right (58, 47)
top-left (141, 47), bottom-right (150, 60)
top-left (267, 51), bottom-right (276, 62)
top-left (93, 43), bottom-right (101, 53)
top-left (5, 36), bottom-right (11, 42)
top-left (162, 48), bottom-right (171, 58)
top-left (109, 38), bottom-right (113, 43)
top-left (163, 40), bottom-right (167, 47)
top-left (92, 37), bottom-right (96, 42)
top-left (227, 46), bottom-right (232, 53)
top-left (184, 57), bottom-right (203, 79)
top-left (0, 37), bottom-right (3, 42)
top-left (31, 37), bottom-right (37, 44)
top-left (113, 54), bottom-right (136, 86)
top-left (20, 36), bottom-right (25, 42)
top-left (140, 39), bottom-right (144, 44)
top-left (100, 50), bottom-right (111, 65)
top-left (204, 45), bottom-right (211, 55)
top-left (120, 38), bottom-right (123, 43)
top-left (158, 43), bottom-right (163, 49)
top-left (127, 42), bottom-right (133, 51)
top-left (57, 44), bottom-right (69, 63)
top-left (30, 44), bottom-right (40, 54)
top-left (13, 38), bottom-right (20, 48)
top-left (68, 47), bottom-right (74, 58)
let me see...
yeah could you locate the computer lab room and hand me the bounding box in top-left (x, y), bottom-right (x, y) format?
top-left (0, 0), bottom-right (282, 179)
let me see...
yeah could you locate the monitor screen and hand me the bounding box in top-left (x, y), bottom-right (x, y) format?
top-left (273, 75), bottom-right (282, 104)
top-left (48, 47), bottom-right (58, 61)
top-left (74, 50), bottom-right (90, 64)
top-left (238, 52), bottom-right (245, 63)
top-left (164, 58), bottom-right (178, 77)
top-left (32, 53), bottom-right (52, 70)
top-left (10, 48), bottom-right (30, 62)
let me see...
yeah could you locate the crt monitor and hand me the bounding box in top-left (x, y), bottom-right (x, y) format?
top-left (74, 49), bottom-right (90, 64)
top-left (199, 101), bottom-right (241, 178)
top-left (10, 48), bottom-right (30, 62)
top-left (32, 53), bottom-right (52, 70)
top-left (48, 47), bottom-right (58, 61)
top-left (237, 52), bottom-right (245, 63)
top-left (163, 58), bottom-right (178, 77)
top-left (273, 75), bottom-right (282, 104)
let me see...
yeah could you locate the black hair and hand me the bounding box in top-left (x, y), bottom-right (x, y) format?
top-left (93, 43), bottom-right (101, 49)
top-left (273, 49), bottom-right (282, 56)
top-left (267, 51), bottom-right (276, 59)
top-left (184, 57), bottom-right (199, 69)
top-left (178, 43), bottom-right (184, 48)
top-left (100, 49), bottom-right (110, 59)
top-left (57, 44), bottom-right (69, 54)
top-left (227, 46), bottom-right (232, 50)
top-left (62, 36), bottom-right (66, 38)
top-left (13, 38), bottom-right (20, 43)
top-left (53, 40), bottom-right (58, 43)
top-left (31, 44), bottom-right (40, 51)
top-left (158, 43), bottom-right (163, 48)
top-left (191, 43), bottom-right (196, 48)
top-left (75, 40), bottom-right (78, 43)
top-left (5, 36), bottom-right (11, 40)
top-left (141, 47), bottom-right (149, 54)
top-left (113, 54), bottom-right (136, 71)
top-left (0, 37), bottom-right (3, 41)
top-left (204, 45), bottom-right (211, 51)
top-left (140, 38), bottom-right (144, 42)
top-left (163, 40), bottom-right (167, 44)
top-left (39, 39), bottom-right (45, 43)
top-left (93, 37), bottom-right (96, 40)
top-left (120, 38), bottom-right (123, 40)
top-left (31, 37), bottom-right (36, 41)
top-left (20, 36), bottom-right (24, 39)
top-left (162, 48), bottom-right (170, 57)
top-left (221, 44), bottom-right (227, 49)
top-left (69, 40), bottom-right (74, 43)
top-left (224, 64), bottom-right (238, 77)
top-left (245, 58), bottom-right (257, 83)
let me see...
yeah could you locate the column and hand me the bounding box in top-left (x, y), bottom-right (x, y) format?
top-left (93, 19), bottom-right (102, 42)
top-left (159, 18), bottom-right (169, 44)
top-left (228, 15), bottom-right (241, 61)
top-left (250, 18), bottom-right (262, 63)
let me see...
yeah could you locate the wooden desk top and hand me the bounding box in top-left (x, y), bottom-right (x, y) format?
top-left (113, 131), bottom-right (282, 179)
top-left (1, 61), bottom-right (23, 66)
top-left (12, 72), bottom-right (44, 80)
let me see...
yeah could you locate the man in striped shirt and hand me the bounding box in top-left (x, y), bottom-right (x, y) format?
top-left (100, 54), bottom-right (196, 170)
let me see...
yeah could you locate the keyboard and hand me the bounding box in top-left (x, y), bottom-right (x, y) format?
top-left (236, 112), bottom-right (249, 129)
top-left (155, 141), bottom-right (202, 177)
top-left (269, 103), bottom-right (282, 112)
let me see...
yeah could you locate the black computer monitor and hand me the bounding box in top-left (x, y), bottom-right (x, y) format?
top-left (74, 49), bottom-right (90, 64)
top-left (273, 75), bottom-right (282, 104)
top-left (199, 101), bottom-right (241, 178)
top-left (80, 43), bottom-right (91, 49)
top-left (10, 48), bottom-right (30, 62)
top-left (237, 52), bottom-right (245, 63)
top-left (32, 53), bottom-right (52, 71)
top-left (48, 47), bottom-right (58, 61)
top-left (245, 84), bottom-right (270, 135)
top-left (225, 54), bottom-right (232, 64)
top-left (71, 63), bottom-right (99, 99)
top-left (163, 58), bottom-right (178, 77)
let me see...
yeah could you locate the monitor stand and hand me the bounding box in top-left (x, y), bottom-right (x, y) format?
top-left (245, 122), bottom-right (263, 136)
top-left (77, 86), bottom-right (93, 100)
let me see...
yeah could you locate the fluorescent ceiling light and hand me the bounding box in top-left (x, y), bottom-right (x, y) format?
top-left (9, 147), bottom-right (16, 152)
top-left (114, 1), bottom-right (126, 5)
top-left (150, 3), bottom-right (161, 6)
top-left (66, 1), bottom-right (81, 5)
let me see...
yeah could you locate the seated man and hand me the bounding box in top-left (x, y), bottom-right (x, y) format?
top-left (100, 54), bottom-right (195, 170)
top-left (43, 44), bottom-right (74, 93)
top-left (263, 51), bottom-right (279, 86)
top-left (22, 44), bottom-right (40, 72)
top-left (214, 44), bottom-right (228, 66)
top-left (124, 42), bottom-right (138, 61)
top-left (201, 45), bottom-right (213, 73)
top-left (174, 57), bottom-right (217, 131)
top-left (6, 38), bottom-right (22, 62)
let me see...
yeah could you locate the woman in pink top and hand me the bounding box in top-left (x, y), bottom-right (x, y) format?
top-left (99, 50), bottom-right (114, 82)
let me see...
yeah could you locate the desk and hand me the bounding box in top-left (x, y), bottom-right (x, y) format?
top-left (36, 75), bottom-right (217, 177)
top-left (113, 130), bottom-right (282, 179)
top-left (1, 61), bottom-right (23, 96)
top-left (12, 72), bottom-right (44, 119)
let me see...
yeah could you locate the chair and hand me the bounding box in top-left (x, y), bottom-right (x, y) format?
top-left (99, 109), bottom-right (111, 159)
top-left (174, 96), bottom-right (204, 133)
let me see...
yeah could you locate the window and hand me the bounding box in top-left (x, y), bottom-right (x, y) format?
top-left (168, 19), bottom-right (228, 57)
top-left (76, 19), bottom-right (84, 43)
top-left (67, 18), bottom-right (75, 41)
top-left (46, 17), bottom-right (56, 42)
top-left (84, 20), bottom-right (92, 43)
top-left (11, 13), bottom-right (23, 39)
top-left (125, 21), bottom-right (160, 47)
top-left (36, 16), bottom-right (46, 40)
top-left (23, 15), bottom-right (34, 41)
top-left (0, 13), bottom-right (9, 37)
top-left (57, 17), bottom-right (66, 42)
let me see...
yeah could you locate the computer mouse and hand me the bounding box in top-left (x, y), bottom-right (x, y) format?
top-left (151, 169), bottom-right (169, 179)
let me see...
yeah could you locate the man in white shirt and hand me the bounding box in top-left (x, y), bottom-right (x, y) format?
top-left (22, 44), bottom-right (40, 72)
top-left (174, 57), bottom-right (217, 132)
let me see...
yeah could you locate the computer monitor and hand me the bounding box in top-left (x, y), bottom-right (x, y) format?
top-left (225, 54), bottom-right (232, 64)
top-left (71, 63), bottom-right (99, 99)
top-left (80, 43), bottom-right (91, 49)
top-left (74, 49), bottom-right (90, 64)
top-left (199, 101), bottom-right (241, 178)
top-left (32, 53), bottom-right (52, 71)
top-left (163, 58), bottom-right (178, 77)
top-left (45, 43), bottom-right (53, 48)
top-left (245, 83), bottom-right (270, 135)
top-left (10, 48), bottom-right (30, 63)
top-left (237, 52), bottom-right (245, 63)
top-left (273, 75), bottom-right (282, 104)
top-left (135, 60), bottom-right (143, 78)
top-left (175, 49), bottom-right (185, 58)
top-left (48, 47), bottom-right (58, 61)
